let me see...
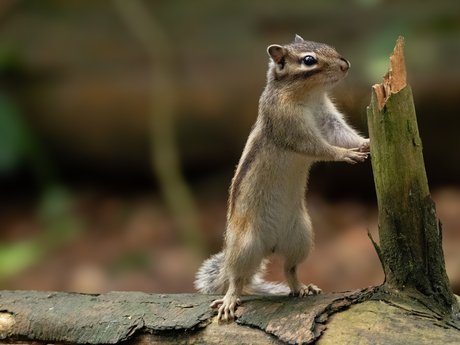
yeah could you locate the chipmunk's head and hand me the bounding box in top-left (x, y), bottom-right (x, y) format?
top-left (267, 35), bottom-right (350, 92)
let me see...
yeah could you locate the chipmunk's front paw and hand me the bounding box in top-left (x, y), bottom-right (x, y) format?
top-left (289, 284), bottom-right (322, 297)
top-left (344, 149), bottom-right (368, 164)
top-left (210, 296), bottom-right (241, 322)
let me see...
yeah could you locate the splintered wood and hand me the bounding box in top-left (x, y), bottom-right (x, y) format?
top-left (373, 36), bottom-right (407, 110)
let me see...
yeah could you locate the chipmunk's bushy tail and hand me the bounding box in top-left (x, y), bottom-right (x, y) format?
top-left (194, 251), bottom-right (290, 295)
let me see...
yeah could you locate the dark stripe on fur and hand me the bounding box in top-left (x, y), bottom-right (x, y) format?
top-left (262, 112), bottom-right (308, 154)
top-left (291, 69), bottom-right (322, 80)
top-left (274, 68), bottom-right (322, 82)
top-left (262, 114), bottom-right (291, 150)
top-left (229, 135), bottom-right (262, 215)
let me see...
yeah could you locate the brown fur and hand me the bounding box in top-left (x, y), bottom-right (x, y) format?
top-left (195, 35), bottom-right (369, 322)
top-left (228, 134), bottom-right (263, 217)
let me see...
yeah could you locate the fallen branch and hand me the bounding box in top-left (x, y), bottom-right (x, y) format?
top-left (0, 289), bottom-right (373, 344)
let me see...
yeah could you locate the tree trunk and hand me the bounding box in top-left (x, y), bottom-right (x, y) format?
top-left (367, 37), bottom-right (459, 319)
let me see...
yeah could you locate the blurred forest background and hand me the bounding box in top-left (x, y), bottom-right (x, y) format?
top-left (1, 0), bottom-right (459, 296)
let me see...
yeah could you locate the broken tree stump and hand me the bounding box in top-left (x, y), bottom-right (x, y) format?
top-left (367, 36), bottom-right (459, 321)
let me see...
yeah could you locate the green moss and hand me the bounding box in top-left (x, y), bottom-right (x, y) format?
top-left (318, 301), bottom-right (460, 345)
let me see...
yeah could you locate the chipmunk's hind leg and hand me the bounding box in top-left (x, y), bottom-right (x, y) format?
top-left (211, 232), bottom-right (264, 322)
top-left (281, 212), bottom-right (321, 296)
top-left (284, 263), bottom-right (321, 296)
top-left (210, 277), bottom-right (243, 322)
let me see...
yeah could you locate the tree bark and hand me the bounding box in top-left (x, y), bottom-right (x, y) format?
top-left (0, 289), bottom-right (373, 345)
top-left (367, 37), bottom-right (459, 319)
top-left (0, 290), bottom-right (459, 344)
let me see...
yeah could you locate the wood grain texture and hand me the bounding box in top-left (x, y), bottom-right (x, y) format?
top-left (0, 290), bottom-right (459, 344)
top-left (0, 289), bottom-right (374, 344)
top-left (235, 288), bottom-right (374, 344)
top-left (374, 36), bottom-right (407, 110)
top-left (318, 300), bottom-right (460, 345)
top-left (0, 291), bottom-right (216, 344)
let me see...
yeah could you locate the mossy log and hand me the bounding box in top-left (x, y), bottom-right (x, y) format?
top-left (0, 289), bottom-right (373, 344)
top-left (0, 289), bottom-right (459, 345)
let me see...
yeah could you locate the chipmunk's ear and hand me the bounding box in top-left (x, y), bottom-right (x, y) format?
top-left (267, 44), bottom-right (285, 66)
top-left (295, 34), bottom-right (304, 43)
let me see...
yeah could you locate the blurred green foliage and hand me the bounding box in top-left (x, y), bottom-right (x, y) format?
top-left (0, 49), bottom-right (82, 283)
top-left (0, 93), bottom-right (28, 176)
top-left (0, 186), bottom-right (81, 283)
top-left (0, 46), bottom-right (54, 185)
top-left (0, 45), bottom-right (29, 175)
top-left (109, 250), bottom-right (151, 277)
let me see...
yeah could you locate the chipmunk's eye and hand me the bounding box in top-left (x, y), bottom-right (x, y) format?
top-left (303, 55), bottom-right (317, 66)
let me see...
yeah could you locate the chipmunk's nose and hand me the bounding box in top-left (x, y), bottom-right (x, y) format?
top-left (340, 57), bottom-right (350, 72)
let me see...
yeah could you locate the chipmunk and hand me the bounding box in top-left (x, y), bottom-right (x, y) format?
top-left (195, 35), bottom-right (369, 322)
